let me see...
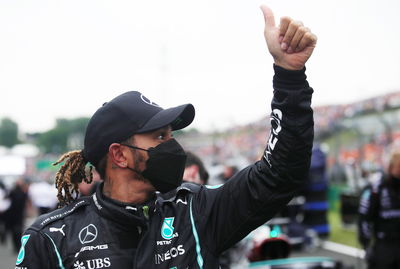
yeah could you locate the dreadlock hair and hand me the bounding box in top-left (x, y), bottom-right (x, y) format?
top-left (53, 150), bottom-right (93, 207)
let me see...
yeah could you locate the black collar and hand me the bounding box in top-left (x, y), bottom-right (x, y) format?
top-left (92, 182), bottom-right (156, 229)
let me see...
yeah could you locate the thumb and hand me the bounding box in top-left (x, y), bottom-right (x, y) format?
top-left (260, 5), bottom-right (275, 30)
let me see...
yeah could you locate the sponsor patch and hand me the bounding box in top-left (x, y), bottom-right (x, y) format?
top-left (161, 217), bottom-right (175, 240)
top-left (16, 235), bottom-right (30, 265)
top-left (79, 224), bottom-right (98, 244)
top-left (74, 258), bottom-right (111, 269)
top-left (154, 245), bottom-right (185, 264)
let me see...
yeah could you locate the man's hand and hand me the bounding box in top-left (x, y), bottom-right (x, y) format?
top-left (261, 5), bottom-right (317, 70)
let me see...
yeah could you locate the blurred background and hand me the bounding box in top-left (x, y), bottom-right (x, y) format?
top-left (1, 0), bottom-right (400, 268)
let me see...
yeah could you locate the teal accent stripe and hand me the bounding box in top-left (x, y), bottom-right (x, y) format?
top-left (204, 184), bottom-right (223, 189)
top-left (249, 256), bottom-right (334, 267)
top-left (16, 234), bottom-right (30, 265)
top-left (189, 197), bottom-right (204, 268)
top-left (44, 233), bottom-right (65, 269)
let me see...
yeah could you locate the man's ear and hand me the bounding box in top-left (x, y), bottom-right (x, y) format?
top-left (108, 143), bottom-right (128, 168)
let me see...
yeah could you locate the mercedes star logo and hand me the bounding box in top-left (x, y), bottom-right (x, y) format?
top-left (78, 224), bottom-right (98, 244)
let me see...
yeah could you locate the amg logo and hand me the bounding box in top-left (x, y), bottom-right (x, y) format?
top-left (80, 244), bottom-right (108, 252)
top-left (75, 244), bottom-right (108, 258)
top-left (154, 245), bottom-right (185, 264)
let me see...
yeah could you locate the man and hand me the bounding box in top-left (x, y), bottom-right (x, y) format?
top-left (358, 151), bottom-right (400, 268)
top-left (219, 165), bottom-right (238, 183)
top-left (183, 151), bottom-right (209, 185)
top-left (16, 5), bottom-right (316, 268)
top-left (4, 178), bottom-right (29, 253)
top-left (302, 146), bottom-right (330, 238)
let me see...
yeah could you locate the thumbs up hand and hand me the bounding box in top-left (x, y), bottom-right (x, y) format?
top-left (260, 5), bottom-right (317, 70)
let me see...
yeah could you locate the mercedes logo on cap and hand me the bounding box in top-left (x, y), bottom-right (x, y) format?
top-left (140, 94), bottom-right (160, 107)
top-left (78, 224), bottom-right (98, 244)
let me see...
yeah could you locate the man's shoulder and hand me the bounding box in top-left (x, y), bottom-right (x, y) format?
top-left (28, 196), bottom-right (92, 231)
top-left (157, 182), bottom-right (202, 202)
top-left (180, 182), bottom-right (203, 193)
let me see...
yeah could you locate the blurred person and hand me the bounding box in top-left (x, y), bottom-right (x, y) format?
top-left (28, 177), bottom-right (58, 215)
top-left (302, 145), bottom-right (330, 238)
top-left (0, 179), bottom-right (11, 244)
top-left (183, 151), bottom-right (209, 185)
top-left (358, 151), bottom-right (400, 269)
top-left (3, 178), bottom-right (29, 253)
top-left (220, 165), bottom-right (239, 182)
top-left (17, 5), bottom-right (316, 268)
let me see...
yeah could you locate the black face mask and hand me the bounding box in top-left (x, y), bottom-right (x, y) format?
top-left (122, 139), bottom-right (187, 193)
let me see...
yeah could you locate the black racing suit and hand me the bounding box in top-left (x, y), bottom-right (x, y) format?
top-left (16, 65), bottom-right (314, 269)
top-left (358, 176), bottom-right (400, 268)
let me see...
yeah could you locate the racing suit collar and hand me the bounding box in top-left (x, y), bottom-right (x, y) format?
top-left (93, 182), bottom-right (156, 228)
top-left (155, 184), bottom-right (196, 204)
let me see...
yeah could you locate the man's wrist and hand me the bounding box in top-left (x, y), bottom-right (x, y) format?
top-left (273, 64), bottom-right (307, 90)
top-left (274, 61), bottom-right (304, 71)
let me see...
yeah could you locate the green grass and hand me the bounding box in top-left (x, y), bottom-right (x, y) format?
top-left (327, 210), bottom-right (361, 248)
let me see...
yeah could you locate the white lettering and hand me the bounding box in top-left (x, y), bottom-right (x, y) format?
top-left (264, 109), bottom-right (283, 167)
top-left (75, 244), bottom-right (108, 258)
top-left (154, 245), bottom-right (186, 264)
top-left (85, 258), bottom-right (111, 269)
top-left (92, 195), bottom-right (102, 210)
top-left (41, 201), bottom-right (86, 226)
top-left (95, 258), bottom-right (104, 268)
top-left (81, 245), bottom-right (108, 251)
top-left (103, 258), bottom-right (111, 267)
top-left (86, 259), bottom-right (95, 269)
top-left (170, 247), bottom-right (178, 258)
top-left (268, 135), bottom-right (278, 150)
top-left (157, 240), bottom-right (172, 246)
top-left (156, 254), bottom-right (164, 264)
top-left (165, 251), bottom-right (171, 260)
top-left (271, 109), bottom-right (282, 135)
top-left (177, 245), bottom-right (185, 255)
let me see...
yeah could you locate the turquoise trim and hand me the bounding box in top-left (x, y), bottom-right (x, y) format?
top-left (249, 257), bottom-right (334, 267)
top-left (189, 197), bottom-right (204, 268)
top-left (16, 234), bottom-right (30, 265)
top-left (44, 233), bottom-right (65, 269)
top-left (205, 184), bottom-right (223, 189)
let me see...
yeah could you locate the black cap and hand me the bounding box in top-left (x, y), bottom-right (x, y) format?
top-left (83, 91), bottom-right (195, 166)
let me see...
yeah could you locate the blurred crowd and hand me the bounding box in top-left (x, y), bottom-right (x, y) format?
top-left (0, 170), bottom-right (101, 255)
top-left (178, 90), bottom-right (400, 191)
top-left (0, 176), bottom-right (57, 253)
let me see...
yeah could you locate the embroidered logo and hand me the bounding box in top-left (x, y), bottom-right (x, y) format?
top-left (79, 224), bottom-right (98, 244)
top-left (161, 217), bottom-right (175, 240)
top-left (50, 224), bottom-right (66, 236)
top-left (16, 235), bottom-right (30, 265)
top-left (264, 108), bottom-right (283, 167)
top-left (74, 261), bottom-right (86, 269)
top-left (140, 94), bottom-right (160, 107)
